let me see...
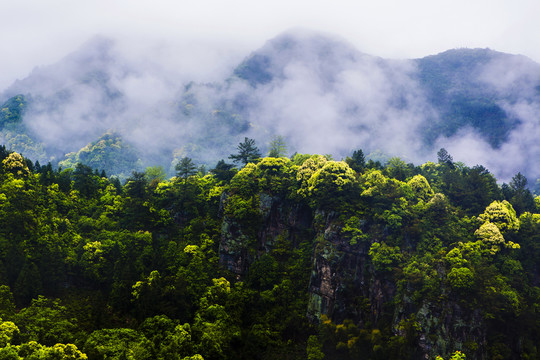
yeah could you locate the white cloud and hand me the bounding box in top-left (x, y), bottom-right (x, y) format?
top-left (2, 1), bottom-right (540, 181)
top-left (1, 0), bottom-right (539, 90)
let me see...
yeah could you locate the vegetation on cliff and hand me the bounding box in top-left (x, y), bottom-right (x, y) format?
top-left (0, 140), bottom-right (538, 359)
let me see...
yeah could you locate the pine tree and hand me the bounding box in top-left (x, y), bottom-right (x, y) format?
top-left (229, 137), bottom-right (261, 165)
top-left (175, 157), bottom-right (197, 180)
top-left (267, 136), bottom-right (287, 158)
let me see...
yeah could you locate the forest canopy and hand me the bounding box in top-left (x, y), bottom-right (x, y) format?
top-left (0, 142), bottom-right (538, 360)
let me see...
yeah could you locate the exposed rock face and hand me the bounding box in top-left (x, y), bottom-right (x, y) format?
top-left (414, 302), bottom-right (486, 359)
top-left (220, 217), bottom-right (252, 277)
top-left (306, 211), bottom-right (397, 327)
top-left (219, 193), bottom-right (488, 359)
top-left (219, 194), bottom-right (397, 327)
top-left (219, 193), bottom-right (313, 277)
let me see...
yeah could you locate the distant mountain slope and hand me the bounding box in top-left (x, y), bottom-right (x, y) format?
top-left (59, 131), bottom-right (141, 179)
top-left (234, 30), bottom-right (366, 87)
top-left (1, 30), bottom-right (540, 181)
top-left (415, 48), bottom-right (540, 148)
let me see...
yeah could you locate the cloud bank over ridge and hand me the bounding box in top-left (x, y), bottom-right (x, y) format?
top-left (1, 29), bottom-right (540, 182)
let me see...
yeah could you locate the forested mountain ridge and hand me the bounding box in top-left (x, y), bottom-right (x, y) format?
top-left (415, 48), bottom-right (540, 148)
top-left (1, 30), bottom-right (540, 183)
top-left (0, 141), bottom-right (539, 359)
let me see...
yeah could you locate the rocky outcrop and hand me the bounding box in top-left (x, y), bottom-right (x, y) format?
top-left (306, 211), bottom-right (396, 326)
top-left (414, 301), bottom-right (487, 359)
top-left (219, 193), bottom-right (489, 358)
top-left (219, 193), bottom-right (313, 277)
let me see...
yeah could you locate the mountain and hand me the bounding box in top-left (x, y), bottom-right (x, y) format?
top-left (416, 48), bottom-right (540, 147)
top-left (2, 30), bottom-right (540, 182)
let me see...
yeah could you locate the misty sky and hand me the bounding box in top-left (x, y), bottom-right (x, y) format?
top-left (1, 0), bottom-right (539, 90)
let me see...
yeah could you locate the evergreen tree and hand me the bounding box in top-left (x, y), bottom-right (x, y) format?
top-left (345, 149), bottom-right (366, 173)
top-left (175, 157), bottom-right (197, 180)
top-left (125, 171), bottom-right (148, 199)
top-left (437, 148), bottom-right (454, 167)
top-left (229, 137), bottom-right (261, 165)
top-left (267, 135), bottom-right (287, 158)
top-left (211, 160), bottom-right (237, 182)
top-left (73, 163), bottom-right (98, 198)
top-left (507, 172), bottom-right (535, 214)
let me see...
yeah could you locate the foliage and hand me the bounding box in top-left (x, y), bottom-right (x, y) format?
top-left (2, 152), bottom-right (30, 178)
top-left (436, 350), bottom-right (467, 360)
top-left (210, 160), bottom-right (237, 183)
top-left (299, 160), bottom-right (356, 209)
top-left (0, 95), bottom-right (27, 129)
top-left (59, 132), bottom-right (140, 179)
top-left (267, 135), bottom-right (287, 158)
top-left (0, 147), bottom-right (539, 360)
top-left (369, 242), bottom-right (403, 273)
top-left (176, 157), bottom-right (198, 180)
top-left (447, 267), bottom-right (474, 291)
top-left (0, 341), bottom-right (88, 359)
top-left (345, 149), bottom-right (365, 173)
top-left (228, 137), bottom-right (261, 165)
top-left (145, 166), bottom-right (167, 185)
top-left (478, 200), bottom-right (519, 233)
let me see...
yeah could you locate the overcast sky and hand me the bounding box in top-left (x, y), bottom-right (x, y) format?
top-left (1, 0), bottom-right (539, 90)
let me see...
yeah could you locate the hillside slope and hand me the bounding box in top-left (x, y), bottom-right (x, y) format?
top-left (2, 30), bottom-right (540, 181)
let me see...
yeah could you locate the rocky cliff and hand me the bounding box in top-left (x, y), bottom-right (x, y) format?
top-left (219, 191), bottom-right (493, 359)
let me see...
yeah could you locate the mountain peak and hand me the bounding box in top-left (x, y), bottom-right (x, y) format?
top-left (233, 28), bottom-right (362, 86)
top-left (64, 35), bottom-right (117, 66)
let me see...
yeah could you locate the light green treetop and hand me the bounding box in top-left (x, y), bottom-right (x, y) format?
top-left (305, 161), bottom-right (356, 208)
top-left (478, 200), bottom-right (519, 233)
top-left (2, 152), bottom-right (29, 178)
top-left (0, 319), bottom-right (19, 347)
top-left (474, 222), bottom-right (520, 254)
top-left (407, 174), bottom-right (434, 202)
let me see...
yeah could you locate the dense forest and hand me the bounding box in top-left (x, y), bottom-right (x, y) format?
top-left (0, 138), bottom-right (539, 360)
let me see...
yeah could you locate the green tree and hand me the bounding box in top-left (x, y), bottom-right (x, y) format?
top-left (229, 137), bottom-right (261, 166)
top-left (73, 163), bottom-right (99, 198)
top-left (506, 172), bottom-right (535, 215)
top-left (385, 157), bottom-right (412, 181)
top-left (437, 148), bottom-right (454, 167)
top-left (0, 341), bottom-right (88, 359)
top-left (15, 296), bottom-right (76, 346)
top-left (0, 286), bottom-right (16, 320)
top-left (345, 149), bottom-right (366, 173)
top-left (305, 161), bottom-right (356, 209)
top-left (369, 242), bottom-right (403, 273)
top-left (210, 160), bottom-right (237, 182)
top-left (0, 319), bottom-right (20, 347)
top-left (176, 157), bottom-right (197, 180)
top-left (478, 200), bottom-right (519, 233)
top-left (145, 166), bottom-right (167, 186)
top-left (256, 157), bottom-right (293, 193)
top-left (447, 267), bottom-right (474, 291)
top-left (2, 152), bottom-right (30, 178)
top-left (267, 135), bottom-right (287, 158)
top-left (192, 277), bottom-right (238, 360)
top-left (306, 335), bottom-right (325, 360)
top-left (474, 222), bottom-right (519, 254)
top-left (296, 155), bottom-right (328, 197)
top-left (407, 174), bottom-right (434, 201)
top-left (436, 350), bottom-right (467, 360)
top-left (158, 323), bottom-right (196, 359)
top-left (124, 171), bottom-right (148, 199)
top-left (83, 328), bottom-right (152, 360)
